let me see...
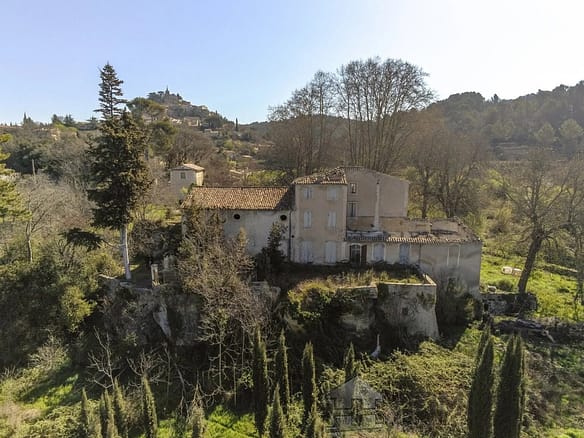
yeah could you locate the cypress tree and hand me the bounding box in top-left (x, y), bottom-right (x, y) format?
top-left (268, 384), bottom-right (286, 438)
top-left (103, 390), bottom-right (119, 438)
top-left (274, 330), bottom-right (290, 416)
top-left (305, 403), bottom-right (324, 438)
top-left (467, 333), bottom-right (494, 438)
top-left (80, 388), bottom-right (103, 438)
top-left (302, 342), bottom-right (317, 427)
top-left (253, 328), bottom-right (269, 437)
top-left (113, 379), bottom-right (128, 438)
top-left (494, 334), bottom-right (526, 438)
top-left (142, 376), bottom-right (158, 438)
top-left (89, 63), bottom-right (151, 280)
top-left (99, 393), bottom-right (108, 436)
top-left (343, 342), bottom-right (357, 382)
top-left (189, 385), bottom-right (206, 438)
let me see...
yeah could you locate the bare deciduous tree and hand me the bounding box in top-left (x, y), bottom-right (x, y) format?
top-left (337, 57), bottom-right (433, 172)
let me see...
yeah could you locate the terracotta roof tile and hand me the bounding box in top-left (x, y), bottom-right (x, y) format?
top-left (293, 167), bottom-right (347, 185)
top-left (183, 187), bottom-right (293, 210)
top-left (172, 163), bottom-right (205, 171)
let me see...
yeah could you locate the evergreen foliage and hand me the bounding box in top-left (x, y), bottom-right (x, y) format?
top-left (253, 328), bottom-right (269, 437)
top-left (305, 403), bottom-right (324, 438)
top-left (0, 138), bottom-right (26, 221)
top-left (343, 342), bottom-right (357, 382)
top-left (89, 63), bottom-right (151, 280)
top-left (274, 330), bottom-right (290, 416)
top-left (302, 342), bottom-right (317, 427)
top-left (103, 390), bottom-right (119, 438)
top-left (493, 334), bottom-right (526, 438)
top-left (189, 385), bottom-right (206, 438)
top-left (80, 388), bottom-right (103, 438)
top-left (467, 327), bottom-right (494, 438)
top-left (96, 63), bottom-right (126, 120)
top-left (142, 376), bottom-right (158, 438)
top-left (268, 384), bottom-right (286, 438)
top-left (112, 379), bottom-right (128, 438)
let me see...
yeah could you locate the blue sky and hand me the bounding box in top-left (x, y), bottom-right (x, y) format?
top-left (2, 0), bottom-right (584, 124)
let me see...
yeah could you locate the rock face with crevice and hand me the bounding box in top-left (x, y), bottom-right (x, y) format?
top-left (98, 275), bottom-right (202, 347)
top-left (286, 275), bottom-right (439, 343)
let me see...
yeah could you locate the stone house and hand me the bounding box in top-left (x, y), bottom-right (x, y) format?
top-left (183, 166), bottom-right (482, 297)
top-left (169, 163), bottom-right (205, 200)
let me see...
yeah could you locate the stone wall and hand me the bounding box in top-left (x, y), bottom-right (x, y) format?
top-left (331, 275), bottom-right (439, 340)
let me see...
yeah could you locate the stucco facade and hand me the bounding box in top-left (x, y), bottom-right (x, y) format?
top-left (182, 167), bottom-right (482, 296)
top-left (170, 163), bottom-right (205, 200)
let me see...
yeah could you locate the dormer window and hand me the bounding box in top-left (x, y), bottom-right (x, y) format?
top-left (349, 182), bottom-right (357, 194)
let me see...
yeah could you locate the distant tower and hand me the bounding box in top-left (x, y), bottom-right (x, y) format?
top-left (235, 118), bottom-right (239, 132)
top-left (165, 86), bottom-right (169, 95)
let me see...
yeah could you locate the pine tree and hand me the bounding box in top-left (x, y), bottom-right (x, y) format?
top-left (343, 342), bottom-right (357, 382)
top-left (274, 330), bottom-right (290, 416)
top-left (494, 334), bottom-right (526, 438)
top-left (89, 63), bottom-right (151, 280)
top-left (113, 379), bottom-right (128, 438)
top-left (268, 384), bottom-right (286, 438)
top-left (142, 376), bottom-right (158, 438)
top-left (189, 385), bottom-right (206, 438)
top-left (467, 332), bottom-right (494, 438)
top-left (302, 342), bottom-right (317, 427)
top-left (253, 328), bottom-right (269, 437)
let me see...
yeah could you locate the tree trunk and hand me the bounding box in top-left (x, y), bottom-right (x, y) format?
top-left (517, 233), bottom-right (544, 294)
top-left (26, 220), bottom-right (33, 263)
top-left (121, 224), bottom-right (131, 280)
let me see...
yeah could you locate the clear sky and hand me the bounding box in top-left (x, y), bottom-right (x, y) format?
top-left (2, 0), bottom-right (584, 124)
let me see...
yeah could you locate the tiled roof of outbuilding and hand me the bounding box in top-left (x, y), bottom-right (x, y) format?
top-left (293, 167), bottom-right (347, 185)
top-left (183, 187), bottom-right (293, 210)
top-left (172, 163), bottom-right (205, 171)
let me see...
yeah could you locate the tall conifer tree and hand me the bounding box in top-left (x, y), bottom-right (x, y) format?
top-left (302, 342), bottom-right (317, 427)
top-left (89, 63), bottom-right (151, 280)
top-left (343, 342), bottom-right (357, 382)
top-left (274, 330), bottom-right (290, 416)
top-left (253, 328), bottom-right (269, 437)
top-left (142, 376), bottom-right (158, 438)
top-left (113, 379), bottom-right (128, 438)
top-left (494, 334), bottom-right (526, 438)
top-left (268, 384), bottom-right (286, 438)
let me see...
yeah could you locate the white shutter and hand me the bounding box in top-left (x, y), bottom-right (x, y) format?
top-left (303, 211), bottom-right (312, 228)
top-left (327, 211), bottom-right (336, 229)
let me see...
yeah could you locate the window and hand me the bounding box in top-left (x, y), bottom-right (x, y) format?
top-left (327, 211), bottom-right (336, 229)
top-left (348, 202), bottom-right (358, 217)
top-left (303, 211), bottom-right (312, 228)
top-left (399, 243), bottom-right (410, 264)
top-left (349, 182), bottom-right (357, 194)
top-left (180, 172), bottom-right (186, 180)
top-left (233, 213), bottom-right (241, 220)
top-left (373, 243), bottom-right (385, 262)
top-left (280, 214), bottom-right (288, 221)
top-left (349, 244), bottom-right (361, 264)
top-left (327, 187), bottom-right (338, 200)
top-left (447, 245), bottom-right (460, 267)
top-left (325, 241), bottom-right (336, 263)
top-left (304, 187), bottom-right (313, 199)
top-left (301, 241), bottom-right (313, 263)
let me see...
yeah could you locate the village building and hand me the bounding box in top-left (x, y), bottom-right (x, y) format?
top-left (169, 163), bottom-right (205, 200)
top-left (183, 166), bottom-right (482, 297)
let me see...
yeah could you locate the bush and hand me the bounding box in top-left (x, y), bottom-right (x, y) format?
top-left (496, 279), bottom-right (515, 292)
